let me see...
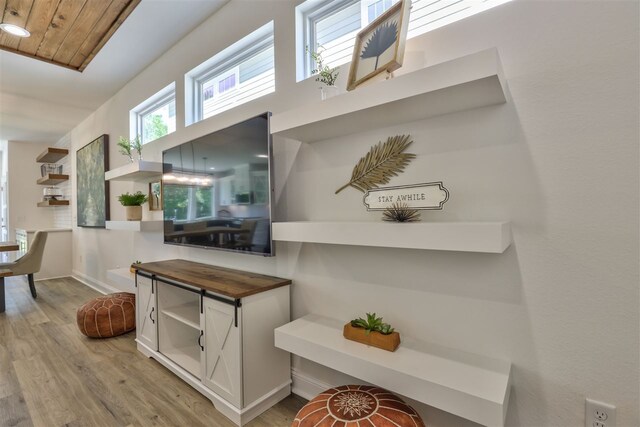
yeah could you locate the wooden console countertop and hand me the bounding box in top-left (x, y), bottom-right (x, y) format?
top-left (133, 259), bottom-right (291, 299)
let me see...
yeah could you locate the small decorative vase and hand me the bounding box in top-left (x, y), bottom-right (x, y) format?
top-left (125, 205), bottom-right (142, 221)
top-left (321, 85), bottom-right (339, 100)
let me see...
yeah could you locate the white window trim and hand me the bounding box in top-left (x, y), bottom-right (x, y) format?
top-left (186, 21), bottom-right (274, 126)
top-left (130, 82), bottom-right (176, 144)
top-left (297, 0), bottom-right (359, 80)
top-left (296, 0), bottom-right (512, 81)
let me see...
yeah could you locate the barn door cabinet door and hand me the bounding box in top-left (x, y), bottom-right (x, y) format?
top-left (201, 296), bottom-right (242, 409)
top-left (136, 275), bottom-right (158, 351)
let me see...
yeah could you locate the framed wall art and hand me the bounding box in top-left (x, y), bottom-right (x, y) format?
top-left (77, 135), bottom-right (109, 228)
top-left (346, 0), bottom-right (411, 91)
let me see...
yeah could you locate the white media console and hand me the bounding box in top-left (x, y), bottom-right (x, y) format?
top-left (133, 259), bottom-right (291, 426)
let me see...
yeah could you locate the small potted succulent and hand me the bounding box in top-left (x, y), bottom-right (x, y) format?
top-left (307, 46), bottom-right (340, 100)
top-left (343, 312), bottom-right (400, 352)
top-left (118, 191), bottom-right (148, 221)
top-left (130, 260), bottom-right (142, 274)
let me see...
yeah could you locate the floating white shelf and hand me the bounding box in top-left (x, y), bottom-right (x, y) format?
top-left (106, 268), bottom-right (135, 290)
top-left (105, 220), bottom-right (163, 232)
top-left (105, 160), bottom-right (163, 182)
top-left (272, 221), bottom-right (512, 253)
top-left (270, 48), bottom-right (508, 142)
top-left (275, 314), bottom-right (511, 427)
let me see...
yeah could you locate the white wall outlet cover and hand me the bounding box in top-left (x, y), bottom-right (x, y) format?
top-left (586, 399), bottom-right (616, 427)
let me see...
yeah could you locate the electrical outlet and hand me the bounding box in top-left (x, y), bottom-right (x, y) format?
top-left (586, 399), bottom-right (616, 427)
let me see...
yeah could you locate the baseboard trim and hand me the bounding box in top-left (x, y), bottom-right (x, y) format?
top-left (291, 368), bottom-right (333, 401)
top-left (34, 274), bottom-right (71, 282)
top-left (71, 270), bottom-right (119, 295)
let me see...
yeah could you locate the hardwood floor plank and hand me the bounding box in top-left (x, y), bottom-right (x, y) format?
top-left (0, 392), bottom-right (33, 427)
top-left (0, 277), bottom-right (307, 426)
top-left (0, 342), bottom-right (20, 400)
top-left (13, 354), bottom-right (76, 426)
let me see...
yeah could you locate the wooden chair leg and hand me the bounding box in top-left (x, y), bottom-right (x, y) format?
top-left (0, 277), bottom-right (5, 313)
top-left (28, 274), bottom-right (37, 299)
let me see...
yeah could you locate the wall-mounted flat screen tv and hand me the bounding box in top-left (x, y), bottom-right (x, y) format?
top-left (162, 113), bottom-right (274, 256)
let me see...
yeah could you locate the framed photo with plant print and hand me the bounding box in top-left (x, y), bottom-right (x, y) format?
top-left (346, 0), bottom-right (411, 91)
top-left (149, 181), bottom-right (162, 211)
top-left (76, 135), bottom-right (109, 228)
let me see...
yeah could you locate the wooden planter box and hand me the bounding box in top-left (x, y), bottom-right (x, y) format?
top-left (343, 323), bottom-right (401, 352)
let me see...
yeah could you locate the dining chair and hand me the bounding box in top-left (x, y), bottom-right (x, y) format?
top-left (0, 231), bottom-right (48, 298)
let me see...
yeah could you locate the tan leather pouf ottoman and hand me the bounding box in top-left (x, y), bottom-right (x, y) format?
top-left (293, 385), bottom-right (426, 427)
top-left (76, 292), bottom-right (136, 338)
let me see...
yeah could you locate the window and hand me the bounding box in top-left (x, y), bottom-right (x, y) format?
top-left (298, 0), bottom-right (512, 79)
top-left (163, 185), bottom-right (215, 221)
top-left (186, 22), bottom-right (275, 124)
top-left (131, 82), bottom-right (176, 145)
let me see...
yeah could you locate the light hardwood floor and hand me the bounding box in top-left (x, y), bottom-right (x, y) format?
top-left (0, 276), bottom-right (306, 427)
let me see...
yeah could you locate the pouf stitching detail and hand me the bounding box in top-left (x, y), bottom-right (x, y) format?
top-left (293, 385), bottom-right (425, 427)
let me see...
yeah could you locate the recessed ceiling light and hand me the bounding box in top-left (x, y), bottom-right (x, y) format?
top-left (209, 167), bottom-right (215, 170)
top-left (0, 23), bottom-right (30, 37)
top-left (256, 154), bottom-right (268, 158)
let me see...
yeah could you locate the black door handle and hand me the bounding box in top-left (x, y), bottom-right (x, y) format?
top-left (150, 307), bottom-right (155, 324)
top-left (198, 330), bottom-right (204, 351)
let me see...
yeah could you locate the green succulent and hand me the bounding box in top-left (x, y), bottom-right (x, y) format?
top-left (117, 191), bottom-right (148, 206)
top-left (350, 312), bottom-right (395, 335)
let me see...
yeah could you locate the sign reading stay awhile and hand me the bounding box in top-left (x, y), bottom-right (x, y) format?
top-left (363, 182), bottom-right (450, 211)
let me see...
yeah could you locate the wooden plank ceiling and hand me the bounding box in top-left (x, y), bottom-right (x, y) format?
top-left (0, 0), bottom-right (141, 72)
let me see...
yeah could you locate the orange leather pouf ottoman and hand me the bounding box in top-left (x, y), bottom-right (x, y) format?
top-left (293, 385), bottom-right (426, 427)
top-left (76, 292), bottom-right (136, 338)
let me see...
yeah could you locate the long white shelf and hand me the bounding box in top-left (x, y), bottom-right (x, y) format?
top-left (275, 314), bottom-right (511, 427)
top-left (105, 220), bottom-right (163, 232)
top-left (271, 48), bottom-right (508, 142)
top-left (105, 160), bottom-right (163, 182)
top-left (272, 221), bottom-right (512, 253)
top-left (106, 268), bottom-right (135, 291)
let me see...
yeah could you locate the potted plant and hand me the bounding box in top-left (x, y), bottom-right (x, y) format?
top-left (130, 260), bottom-right (142, 274)
top-left (118, 191), bottom-right (148, 221)
top-left (117, 135), bottom-right (143, 162)
top-left (343, 312), bottom-right (400, 352)
top-left (307, 46), bottom-right (340, 100)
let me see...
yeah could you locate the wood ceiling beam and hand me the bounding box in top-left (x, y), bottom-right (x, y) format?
top-left (77, 0), bottom-right (140, 72)
top-left (0, 0), bottom-right (140, 72)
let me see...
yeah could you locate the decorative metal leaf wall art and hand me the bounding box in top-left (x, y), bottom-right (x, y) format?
top-left (335, 134), bottom-right (415, 194)
top-left (360, 21), bottom-right (398, 70)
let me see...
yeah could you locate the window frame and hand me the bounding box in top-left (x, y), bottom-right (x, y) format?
top-left (130, 82), bottom-right (176, 145)
top-left (297, 0), bottom-right (512, 81)
top-left (299, 0), bottom-right (360, 79)
top-left (187, 22), bottom-right (275, 125)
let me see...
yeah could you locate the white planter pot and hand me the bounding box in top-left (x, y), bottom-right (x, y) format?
top-left (321, 85), bottom-right (339, 100)
top-left (125, 205), bottom-right (142, 221)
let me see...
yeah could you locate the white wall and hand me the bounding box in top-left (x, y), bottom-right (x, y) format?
top-left (61, 1), bottom-right (639, 426)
